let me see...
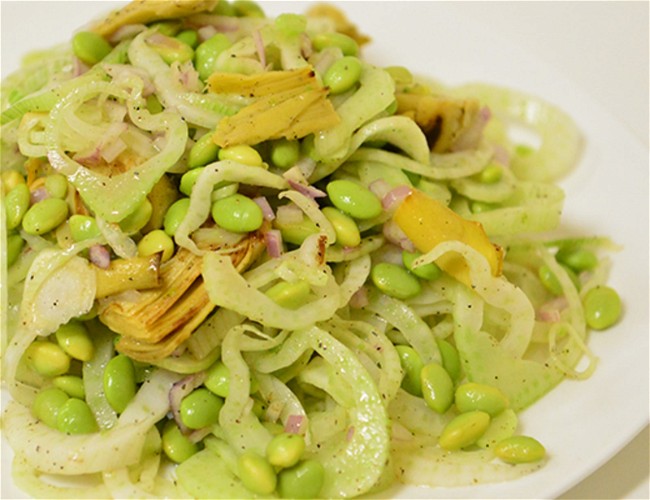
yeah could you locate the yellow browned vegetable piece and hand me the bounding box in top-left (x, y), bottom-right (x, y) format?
top-left (90, 0), bottom-right (219, 37)
top-left (94, 254), bottom-right (162, 298)
top-left (305, 4), bottom-right (371, 47)
top-left (393, 189), bottom-right (504, 285)
top-left (208, 67), bottom-right (340, 147)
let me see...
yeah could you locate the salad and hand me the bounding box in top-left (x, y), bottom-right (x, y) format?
top-left (0, 1), bottom-right (624, 498)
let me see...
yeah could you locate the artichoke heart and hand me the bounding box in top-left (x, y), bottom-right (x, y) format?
top-left (100, 233), bottom-right (266, 362)
top-left (396, 93), bottom-right (480, 153)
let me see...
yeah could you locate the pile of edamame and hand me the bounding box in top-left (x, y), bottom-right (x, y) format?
top-left (1, 0), bottom-right (624, 498)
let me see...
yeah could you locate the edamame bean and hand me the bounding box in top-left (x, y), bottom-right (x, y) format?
top-left (176, 29), bottom-right (199, 49)
top-left (312, 32), bottom-right (359, 56)
top-left (180, 388), bottom-right (224, 429)
top-left (237, 451), bottom-right (277, 495)
top-left (556, 247), bottom-right (598, 273)
top-left (57, 398), bottom-right (98, 434)
top-left (211, 194), bottom-right (264, 233)
top-left (470, 200), bottom-right (498, 214)
top-left (149, 21), bottom-right (180, 37)
top-left (120, 199), bottom-right (153, 234)
top-left (322, 206), bottom-right (361, 247)
top-left (232, 0), bottom-right (265, 18)
top-left (538, 264), bottom-right (562, 295)
top-left (213, 0), bottom-right (236, 16)
top-left (420, 362), bottom-right (454, 414)
top-left (402, 251), bottom-right (442, 281)
top-left (274, 216), bottom-right (319, 245)
top-left (494, 435), bottom-right (546, 464)
top-left (195, 34), bottom-right (232, 81)
top-left (205, 361), bottom-right (230, 397)
top-left (583, 285), bottom-right (622, 330)
top-left (218, 144), bottom-right (263, 167)
top-left (147, 34), bottom-right (194, 64)
top-left (7, 234), bottom-right (24, 267)
top-left (164, 198), bottom-right (191, 236)
top-left (395, 345), bottom-right (424, 396)
top-left (266, 433), bottom-right (305, 468)
top-left (478, 164), bottom-right (503, 184)
top-left (55, 321), bottom-right (94, 361)
top-left (438, 410), bottom-right (490, 450)
top-left (146, 94), bottom-right (164, 114)
top-left (22, 198), bottom-right (69, 235)
top-left (326, 179), bottom-right (382, 220)
top-left (188, 133), bottom-right (220, 168)
top-left (104, 354), bottom-right (137, 414)
top-left (72, 31), bottom-right (112, 65)
top-left (5, 183), bottom-right (30, 230)
top-left (180, 167), bottom-right (204, 196)
top-left (68, 214), bottom-right (101, 242)
top-left (162, 420), bottom-right (198, 463)
top-left (1, 170), bottom-right (25, 194)
top-left (138, 229), bottom-right (175, 262)
top-left (265, 280), bottom-right (311, 309)
top-left (25, 341), bottom-right (71, 378)
top-left (323, 56), bottom-right (362, 95)
top-left (435, 338), bottom-right (461, 382)
top-left (277, 459), bottom-right (325, 499)
top-left (32, 387), bottom-right (69, 428)
top-left (270, 139), bottom-right (300, 169)
top-left (44, 174), bottom-right (68, 199)
top-left (53, 375), bottom-right (86, 399)
top-left (454, 382), bottom-right (509, 417)
top-left (371, 262), bottom-right (421, 300)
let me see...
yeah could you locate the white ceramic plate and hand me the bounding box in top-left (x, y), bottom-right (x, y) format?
top-left (2, 2), bottom-right (648, 499)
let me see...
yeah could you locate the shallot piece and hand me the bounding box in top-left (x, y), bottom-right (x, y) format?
top-left (284, 414), bottom-right (306, 435)
top-left (383, 221), bottom-right (416, 252)
top-left (452, 106), bottom-right (492, 151)
top-left (264, 229), bottom-right (284, 258)
top-left (197, 25), bottom-right (218, 42)
top-left (254, 196), bottom-right (275, 221)
top-left (382, 185), bottom-right (412, 211)
top-left (537, 296), bottom-right (569, 323)
top-left (30, 187), bottom-right (49, 204)
top-left (88, 245), bottom-right (111, 269)
top-left (287, 179), bottom-right (326, 200)
top-left (368, 179), bottom-right (391, 200)
top-left (349, 286), bottom-right (369, 309)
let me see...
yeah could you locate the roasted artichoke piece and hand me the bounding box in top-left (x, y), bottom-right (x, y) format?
top-left (100, 232), bottom-right (266, 362)
top-left (396, 93), bottom-right (480, 153)
top-left (305, 4), bottom-right (371, 47)
top-left (95, 254), bottom-right (162, 299)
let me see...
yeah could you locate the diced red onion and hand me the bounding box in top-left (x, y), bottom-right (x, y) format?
top-left (73, 147), bottom-right (102, 167)
top-left (101, 137), bottom-right (127, 164)
top-left (276, 204), bottom-right (304, 225)
top-left (383, 221), bottom-right (415, 252)
top-left (368, 179), bottom-right (391, 200)
top-left (284, 414), bottom-right (305, 435)
top-left (72, 57), bottom-right (89, 77)
top-left (30, 187), bottom-right (49, 204)
top-left (492, 145), bottom-right (510, 167)
top-left (452, 106), bottom-right (491, 151)
top-left (254, 196), bottom-right (275, 221)
top-left (349, 286), bottom-right (369, 309)
top-left (382, 185), bottom-right (412, 211)
top-left (287, 179), bottom-right (326, 199)
top-left (89, 245), bottom-right (111, 269)
top-left (252, 29), bottom-right (266, 68)
top-left (346, 426), bottom-right (355, 442)
top-left (537, 297), bottom-right (569, 323)
top-left (264, 229), bottom-right (284, 258)
top-left (197, 25), bottom-right (218, 42)
top-left (169, 372), bottom-right (207, 434)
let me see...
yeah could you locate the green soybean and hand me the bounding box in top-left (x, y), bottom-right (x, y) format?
top-left (478, 164), bottom-right (503, 184)
top-left (435, 338), bottom-right (461, 382)
top-left (180, 167), bottom-right (204, 196)
top-left (265, 280), bottom-right (311, 309)
top-left (149, 21), bottom-right (180, 37)
top-left (266, 433), bottom-right (305, 469)
top-left (323, 56), bottom-right (362, 94)
top-left (7, 233), bottom-right (24, 267)
top-left (147, 34), bottom-right (194, 64)
top-left (26, 341), bottom-right (71, 378)
top-left (275, 215), bottom-right (319, 245)
top-left (1, 170), bottom-right (25, 194)
top-left (454, 382), bottom-right (509, 417)
top-left (189, 132), bottom-right (220, 168)
top-left (68, 214), bottom-right (101, 242)
top-left (326, 179), bottom-right (382, 220)
top-left (55, 321), bottom-right (94, 362)
top-left (538, 264), bottom-right (562, 295)
top-left (213, 0), bottom-right (236, 16)
top-left (211, 194), bottom-right (263, 233)
top-left (385, 65), bottom-right (413, 84)
top-left (57, 398), bottom-right (98, 434)
top-left (195, 34), bottom-right (232, 81)
top-left (180, 388), bottom-right (224, 429)
top-left (22, 198), bottom-right (69, 235)
top-left (162, 420), bottom-right (198, 463)
top-left (176, 29), bottom-right (199, 49)
top-left (371, 262), bottom-right (421, 300)
top-left (402, 251), bottom-right (442, 281)
top-left (270, 139), bottom-right (300, 169)
top-left (119, 198), bottom-right (153, 234)
top-left (420, 362), bottom-right (454, 414)
top-left (494, 435), bottom-right (546, 464)
top-left (164, 198), bottom-right (191, 236)
top-left (470, 200), bottom-right (498, 214)
top-left (72, 31), bottom-right (112, 65)
top-left (104, 354), bottom-right (137, 414)
top-left (232, 0), bottom-right (265, 18)
top-left (44, 174), bottom-right (68, 199)
top-left (32, 387), bottom-right (69, 428)
top-left (53, 375), bottom-right (86, 399)
top-left (277, 459), bottom-right (325, 499)
top-left (205, 361), bottom-right (230, 397)
top-left (218, 144), bottom-right (263, 167)
top-left (146, 94), bottom-right (164, 114)
top-left (312, 32), bottom-right (358, 56)
top-left (322, 206), bottom-right (361, 247)
top-left (438, 410), bottom-right (490, 450)
top-left (137, 229), bottom-right (175, 262)
top-left (556, 247), bottom-right (598, 273)
top-left (5, 183), bottom-right (30, 230)
top-left (237, 451), bottom-right (277, 495)
top-left (583, 285), bottom-right (622, 330)
top-left (395, 345), bottom-right (424, 396)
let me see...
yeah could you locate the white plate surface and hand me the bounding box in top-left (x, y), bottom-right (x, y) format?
top-left (1, 2), bottom-right (648, 499)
